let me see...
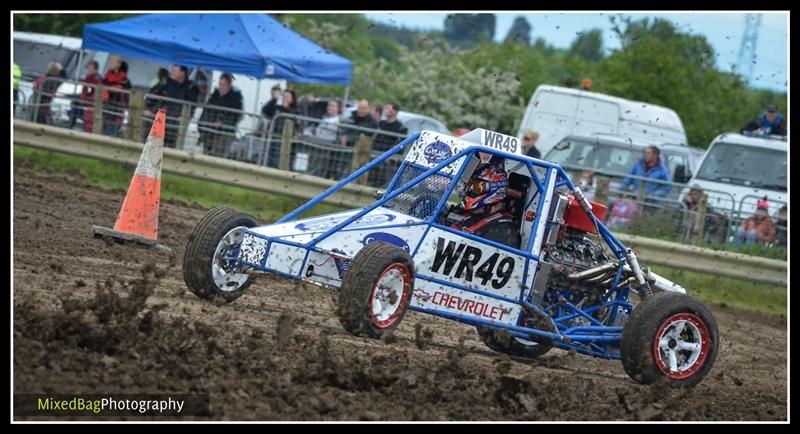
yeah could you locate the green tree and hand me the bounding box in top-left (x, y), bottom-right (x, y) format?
top-left (596, 16), bottom-right (785, 147)
top-left (14, 13), bottom-right (137, 37)
top-left (503, 16), bottom-right (532, 45)
top-left (569, 29), bottom-right (604, 62)
top-left (443, 13), bottom-right (496, 49)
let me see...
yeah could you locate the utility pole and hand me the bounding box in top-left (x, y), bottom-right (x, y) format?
top-left (735, 13), bottom-right (762, 83)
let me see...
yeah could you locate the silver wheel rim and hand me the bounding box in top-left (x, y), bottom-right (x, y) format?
top-left (657, 319), bottom-right (703, 373)
top-left (371, 268), bottom-right (405, 322)
top-left (211, 227), bottom-right (249, 292)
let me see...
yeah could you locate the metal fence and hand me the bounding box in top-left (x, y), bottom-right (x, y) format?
top-left (13, 77), bottom-right (407, 189)
top-left (13, 77), bottom-right (786, 250)
top-left (559, 163), bottom-right (787, 249)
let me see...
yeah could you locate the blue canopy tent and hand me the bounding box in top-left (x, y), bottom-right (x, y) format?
top-left (82, 13), bottom-right (353, 86)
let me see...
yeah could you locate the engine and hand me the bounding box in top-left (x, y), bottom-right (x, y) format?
top-left (533, 193), bottom-right (620, 320)
top-left (541, 228), bottom-right (613, 311)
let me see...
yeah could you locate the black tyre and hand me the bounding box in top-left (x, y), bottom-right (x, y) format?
top-left (336, 241), bottom-right (415, 338)
top-left (620, 292), bottom-right (718, 387)
top-left (183, 206), bottom-right (257, 303)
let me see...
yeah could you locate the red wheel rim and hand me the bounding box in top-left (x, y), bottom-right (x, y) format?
top-left (653, 312), bottom-right (711, 380)
top-left (368, 263), bottom-right (411, 329)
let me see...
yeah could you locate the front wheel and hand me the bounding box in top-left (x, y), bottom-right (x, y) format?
top-left (336, 241), bottom-right (415, 338)
top-left (620, 292), bottom-right (718, 387)
top-left (183, 207), bottom-right (257, 303)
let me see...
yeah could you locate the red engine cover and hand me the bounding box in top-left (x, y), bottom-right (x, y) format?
top-left (563, 196), bottom-right (608, 234)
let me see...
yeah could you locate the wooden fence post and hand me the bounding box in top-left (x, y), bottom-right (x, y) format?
top-left (279, 120), bottom-right (295, 171)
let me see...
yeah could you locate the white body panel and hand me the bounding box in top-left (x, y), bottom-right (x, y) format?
top-left (414, 227), bottom-right (527, 301)
top-left (410, 279), bottom-right (522, 326)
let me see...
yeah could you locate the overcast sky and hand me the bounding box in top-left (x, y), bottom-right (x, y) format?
top-left (364, 12), bottom-right (788, 92)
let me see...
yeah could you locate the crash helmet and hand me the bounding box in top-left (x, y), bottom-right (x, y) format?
top-left (462, 157), bottom-right (508, 211)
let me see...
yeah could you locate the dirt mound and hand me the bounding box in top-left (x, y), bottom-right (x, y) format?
top-left (13, 172), bottom-right (787, 420)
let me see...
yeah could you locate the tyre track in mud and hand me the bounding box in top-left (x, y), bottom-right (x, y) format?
top-left (12, 171), bottom-right (787, 420)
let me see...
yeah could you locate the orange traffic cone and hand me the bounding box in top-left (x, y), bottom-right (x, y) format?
top-left (93, 108), bottom-right (170, 252)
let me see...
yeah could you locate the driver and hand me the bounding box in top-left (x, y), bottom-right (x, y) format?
top-left (461, 153), bottom-right (509, 217)
top-left (445, 153), bottom-right (521, 234)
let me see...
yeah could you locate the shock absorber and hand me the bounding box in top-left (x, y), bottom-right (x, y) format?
top-left (625, 248), bottom-right (654, 298)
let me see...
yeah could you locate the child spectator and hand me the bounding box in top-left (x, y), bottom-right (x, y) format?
top-left (80, 61), bottom-right (104, 132)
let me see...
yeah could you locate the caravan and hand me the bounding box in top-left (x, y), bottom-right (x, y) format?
top-left (516, 85), bottom-right (688, 156)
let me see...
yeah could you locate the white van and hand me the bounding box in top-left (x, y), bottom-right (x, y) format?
top-left (516, 85), bottom-right (688, 156)
top-left (685, 133), bottom-right (786, 221)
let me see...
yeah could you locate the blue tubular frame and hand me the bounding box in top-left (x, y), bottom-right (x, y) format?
top-left (237, 132), bottom-right (640, 360)
top-left (276, 132), bottom-right (421, 224)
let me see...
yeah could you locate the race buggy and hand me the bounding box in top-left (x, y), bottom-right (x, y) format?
top-left (183, 128), bottom-right (718, 387)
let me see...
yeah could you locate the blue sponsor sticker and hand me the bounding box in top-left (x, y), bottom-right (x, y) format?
top-left (295, 213), bottom-right (396, 231)
top-left (423, 141), bottom-right (453, 165)
top-left (361, 232), bottom-right (410, 252)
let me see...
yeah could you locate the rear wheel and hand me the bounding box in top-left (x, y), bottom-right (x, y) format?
top-left (620, 292), bottom-right (718, 387)
top-left (336, 242), bottom-right (415, 338)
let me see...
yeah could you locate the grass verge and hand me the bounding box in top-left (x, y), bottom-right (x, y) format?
top-left (651, 265), bottom-right (786, 317)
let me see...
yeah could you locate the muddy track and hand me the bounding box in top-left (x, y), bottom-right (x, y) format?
top-left (12, 171), bottom-right (787, 420)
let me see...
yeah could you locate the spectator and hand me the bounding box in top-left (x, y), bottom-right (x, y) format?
top-left (678, 187), bottom-right (726, 244)
top-left (148, 68), bottom-right (169, 92)
top-left (272, 89), bottom-right (300, 135)
top-left (297, 92), bottom-right (317, 118)
top-left (340, 99), bottom-right (378, 146)
top-left (774, 205), bottom-right (787, 248)
top-left (78, 60), bottom-right (104, 132)
top-left (198, 73), bottom-right (244, 157)
top-left (305, 99), bottom-right (341, 143)
top-left (577, 170), bottom-right (595, 201)
top-left (260, 84), bottom-right (283, 120)
top-left (606, 188), bottom-right (639, 230)
top-left (303, 100), bottom-right (344, 179)
top-left (734, 199), bottom-right (776, 248)
top-left (100, 56), bottom-right (132, 137)
top-left (620, 145), bottom-right (671, 204)
top-left (32, 61), bottom-right (63, 125)
top-left (13, 62), bottom-right (21, 107)
top-left (370, 103), bottom-right (383, 124)
top-left (373, 103), bottom-right (408, 151)
top-left (742, 103), bottom-right (786, 136)
top-left (521, 130), bottom-right (541, 159)
top-left (144, 65), bottom-right (199, 148)
top-left (195, 70), bottom-right (210, 103)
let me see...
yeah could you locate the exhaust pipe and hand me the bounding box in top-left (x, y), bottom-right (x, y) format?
top-left (567, 262), bottom-right (617, 280)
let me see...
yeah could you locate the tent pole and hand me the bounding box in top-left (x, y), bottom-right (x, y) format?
top-left (75, 50), bottom-right (84, 81)
top-left (255, 78), bottom-right (262, 112)
top-left (343, 85), bottom-right (350, 102)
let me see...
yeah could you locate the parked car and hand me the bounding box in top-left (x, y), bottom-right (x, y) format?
top-left (683, 133), bottom-right (787, 222)
top-left (544, 133), bottom-right (696, 192)
top-left (516, 84), bottom-right (688, 156)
